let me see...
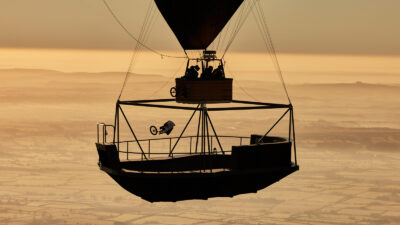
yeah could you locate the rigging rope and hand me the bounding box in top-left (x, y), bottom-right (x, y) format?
top-left (221, 2), bottom-right (248, 56)
top-left (102, 0), bottom-right (187, 59)
top-left (222, 0), bottom-right (258, 58)
top-left (218, 0), bottom-right (292, 104)
top-left (251, 0), bottom-right (292, 104)
top-left (118, 0), bottom-right (158, 99)
top-left (225, 64), bottom-right (259, 102)
top-left (215, 2), bottom-right (240, 55)
top-left (149, 58), bottom-right (187, 97)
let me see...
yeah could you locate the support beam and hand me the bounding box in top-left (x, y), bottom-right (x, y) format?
top-left (289, 108), bottom-right (292, 141)
top-left (117, 104), bottom-right (120, 153)
top-left (169, 105), bottom-right (200, 156)
top-left (232, 100), bottom-right (290, 107)
top-left (119, 102), bottom-right (197, 111)
top-left (119, 105), bottom-right (147, 160)
top-left (120, 99), bottom-right (174, 103)
top-left (113, 104), bottom-right (117, 143)
top-left (206, 111), bottom-right (224, 154)
top-left (205, 109), bottom-right (211, 154)
top-left (292, 109), bottom-right (297, 166)
top-left (257, 108), bottom-right (290, 144)
top-left (119, 99), bottom-right (290, 111)
top-left (195, 109), bottom-right (202, 154)
top-left (201, 105), bottom-right (205, 154)
top-left (208, 105), bottom-right (289, 111)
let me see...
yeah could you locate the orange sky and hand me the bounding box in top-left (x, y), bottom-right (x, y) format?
top-left (1, 0), bottom-right (399, 55)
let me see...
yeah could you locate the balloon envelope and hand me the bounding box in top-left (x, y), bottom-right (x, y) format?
top-left (154, 0), bottom-right (244, 50)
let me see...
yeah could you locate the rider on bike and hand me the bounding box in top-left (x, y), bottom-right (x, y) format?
top-left (159, 120), bottom-right (175, 135)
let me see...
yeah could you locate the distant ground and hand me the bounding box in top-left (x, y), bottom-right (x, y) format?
top-left (0, 68), bottom-right (399, 224)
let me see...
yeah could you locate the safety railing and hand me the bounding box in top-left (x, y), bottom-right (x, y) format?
top-left (116, 135), bottom-right (250, 160)
top-left (97, 123), bottom-right (115, 144)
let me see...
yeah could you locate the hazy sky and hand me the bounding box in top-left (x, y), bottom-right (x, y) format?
top-left (1, 0), bottom-right (399, 55)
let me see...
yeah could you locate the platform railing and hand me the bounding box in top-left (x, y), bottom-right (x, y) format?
top-left (97, 123), bottom-right (115, 144)
top-left (116, 135), bottom-right (250, 160)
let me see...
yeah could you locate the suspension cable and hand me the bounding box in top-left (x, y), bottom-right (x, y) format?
top-left (118, 1), bottom-right (157, 99)
top-left (252, 0), bottom-right (292, 104)
top-left (222, 0), bottom-right (258, 58)
top-left (102, 0), bottom-right (187, 59)
top-left (225, 64), bottom-right (259, 102)
top-left (221, 2), bottom-right (248, 56)
top-left (149, 58), bottom-right (187, 97)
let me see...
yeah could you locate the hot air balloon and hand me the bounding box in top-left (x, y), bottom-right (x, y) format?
top-left (96, 0), bottom-right (298, 202)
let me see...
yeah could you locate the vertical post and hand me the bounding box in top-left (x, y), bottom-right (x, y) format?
top-left (201, 108), bottom-right (205, 171)
top-left (103, 125), bottom-right (105, 144)
top-left (289, 107), bottom-right (293, 164)
top-left (206, 111), bottom-right (224, 154)
top-left (211, 136), bottom-right (213, 152)
top-left (195, 108), bottom-right (202, 154)
top-left (126, 142), bottom-right (129, 160)
top-left (190, 136), bottom-right (192, 154)
top-left (104, 126), bottom-right (107, 143)
top-left (200, 107), bottom-right (203, 154)
top-left (113, 104), bottom-right (117, 144)
top-left (205, 109), bottom-right (211, 154)
top-left (97, 124), bottom-right (99, 143)
top-left (289, 107), bottom-right (292, 141)
top-left (169, 138), bottom-right (172, 153)
top-left (148, 140), bottom-right (151, 158)
top-left (117, 103), bottom-right (120, 153)
top-left (240, 137), bottom-right (242, 146)
top-left (203, 108), bottom-right (206, 154)
top-left (292, 109), bottom-right (297, 166)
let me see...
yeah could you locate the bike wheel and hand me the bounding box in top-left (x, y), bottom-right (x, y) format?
top-left (170, 87), bottom-right (176, 97)
top-left (149, 126), bottom-right (158, 135)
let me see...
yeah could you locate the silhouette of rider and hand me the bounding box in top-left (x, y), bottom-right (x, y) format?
top-left (200, 66), bottom-right (213, 79)
top-left (184, 65), bottom-right (200, 80)
top-left (159, 120), bottom-right (175, 135)
top-left (212, 65), bottom-right (225, 80)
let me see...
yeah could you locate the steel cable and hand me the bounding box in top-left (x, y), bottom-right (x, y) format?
top-left (102, 0), bottom-right (187, 59)
top-left (252, 0), bottom-right (292, 104)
